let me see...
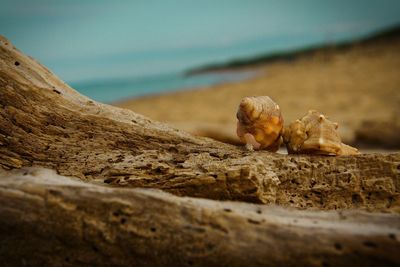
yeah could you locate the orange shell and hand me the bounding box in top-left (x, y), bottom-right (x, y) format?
top-left (236, 96), bottom-right (283, 151)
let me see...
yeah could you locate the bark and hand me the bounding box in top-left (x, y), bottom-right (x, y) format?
top-left (0, 167), bottom-right (399, 267)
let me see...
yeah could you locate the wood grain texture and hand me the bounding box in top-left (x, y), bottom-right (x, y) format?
top-left (0, 34), bottom-right (400, 266)
top-left (1, 167), bottom-right (399, 267)
top-left (1, 36), bottom-right (399, 211)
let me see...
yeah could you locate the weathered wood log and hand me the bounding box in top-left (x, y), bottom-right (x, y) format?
top-left (1, 167), bottom-right (399, 267)
top-left (0, 36), bottom-right (399, 211)
top-left (1, 35), bottom-right (400, 266)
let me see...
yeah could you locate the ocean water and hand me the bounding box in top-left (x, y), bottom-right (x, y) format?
top-left (71, 70), bottom-right (256, 103)
top-left (2, 1), bottom-right (400, 103)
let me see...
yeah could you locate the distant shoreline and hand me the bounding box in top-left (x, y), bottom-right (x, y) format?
top-left (185, 23), bottom-right (400, 75)
top-left (117, 30), bottom-right (400, 149)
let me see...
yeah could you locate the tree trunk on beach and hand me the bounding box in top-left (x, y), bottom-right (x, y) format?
top-left (0, 35), bottom-right (399, 266)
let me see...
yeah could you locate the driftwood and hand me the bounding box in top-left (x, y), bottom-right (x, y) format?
top-left (0, 36), bottom-right (399, 210)
top-left (0, 36), bottom-right (400, 266)
top-left (1, 167), bottom-right (400, 267)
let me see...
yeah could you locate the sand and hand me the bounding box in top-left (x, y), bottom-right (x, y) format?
top-left (116, 38), bottom-right (400, 149)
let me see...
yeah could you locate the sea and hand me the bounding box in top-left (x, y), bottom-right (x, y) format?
top-left (3, 1), bottom-right (399, 103)
top-left (71, 70), bottom-right (256, 103)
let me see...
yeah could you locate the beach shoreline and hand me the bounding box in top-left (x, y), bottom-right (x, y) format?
top-left (115, 30), bottom-right (400, 150)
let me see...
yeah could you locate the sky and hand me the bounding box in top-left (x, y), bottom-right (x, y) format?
top-left (1, 0), bottom-right (400, 83)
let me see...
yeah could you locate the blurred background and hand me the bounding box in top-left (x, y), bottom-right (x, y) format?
top-left (2, 0), bottom-right (400, 150)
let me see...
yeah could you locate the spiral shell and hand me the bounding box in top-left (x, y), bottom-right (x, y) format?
top-left (283, 110), bottom-right (359, 155)
top-left (236, 96), bottom-right (283, 151)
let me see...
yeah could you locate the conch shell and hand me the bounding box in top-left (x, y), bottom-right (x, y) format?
top-left (283, 110), bottom-right (359, 155)
top-left (236, 96), bottom-right (283, 151)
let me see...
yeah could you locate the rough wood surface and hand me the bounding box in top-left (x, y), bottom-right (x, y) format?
top-left (0, 36), bottom-right (399, 211)
top-left (1, 35), bottom-right (400, 266)
top-left (1, 167), bottom-right (399, 267)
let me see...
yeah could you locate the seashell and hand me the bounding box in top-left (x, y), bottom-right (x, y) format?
top-left (283, 110), bottom-right (359, 155)
top-left (236, 96), bottom-right (283, 151)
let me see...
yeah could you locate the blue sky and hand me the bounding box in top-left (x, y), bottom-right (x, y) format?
top-left (1, 0), bottom-right (400, 83)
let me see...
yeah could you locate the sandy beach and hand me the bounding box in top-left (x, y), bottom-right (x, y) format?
top-left (116, 37), bottom-right (400, 149)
